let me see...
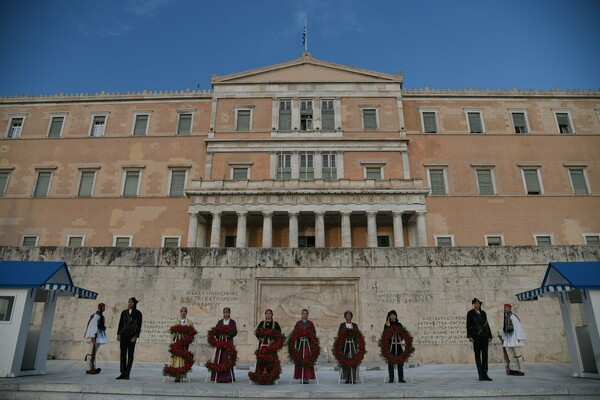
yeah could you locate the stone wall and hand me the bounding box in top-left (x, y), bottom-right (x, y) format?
top-left (1, 245), bottom-right (598, 365)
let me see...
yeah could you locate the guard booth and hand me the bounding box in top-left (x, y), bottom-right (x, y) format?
top-left (517, 261), bottom-right (600, 379)
top-left (0, 261), bottom-right (97, 377)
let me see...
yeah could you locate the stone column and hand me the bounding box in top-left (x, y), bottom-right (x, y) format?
top-left (392, 211), bottom-right (404, 247)
top-left (315, 211), bottom-right (325, 247)
top-left (341, 211), bottom-right (352, 248)
top-left (187, 212), bottom-right (198, 247)
top-left (236, 211), bottom-right (247, 248)
top-left (262, 211), bottom-right (273, 248)
top-left (416, 211), bottom-right (428, 247)
top-left (288, 212), bottom-right (299, 248)
top-left (197, 214), bottom-right (207, 248)
top-left (209, 211), bottom-right (221, 248)
top-left (367, 211), bottom-right (378, 248)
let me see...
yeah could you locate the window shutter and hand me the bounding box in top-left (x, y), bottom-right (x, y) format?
top-left (524, 169), bottom-right (541, 194)
top-left (163, 237), bottom-right (179, 248)
top-left (570, 169), bottom-right (589, 194)
top-left (585, 236), bottom-right (600, 245)
top-left (363, 109), bottom-right (377, 130)
top-left (34, 172), bottom-right (51, 197)
top-left (429, 170), bottom-right (446, 195)
top-left (557, 113), bottom-right (571, 133)
top-left (133, 115), bottom-right (148, 136)
top-left (0, 172), bottom-right (8, 197)
top-left (68, 237), bottom-right (84, 247)
top-left (232, 168), bottom-right (248, 180)
top-left (177, 114), bottom-right (192, 135)
top-left (423, 112), bottom-right (437, 133)
top-left (512, 113), bottom-right (527, 133)
top-left (476, 169), bottom-right (494, 195)
top-left (48, 117), bottom-right (64, 137)
top-left (78, 172), bottom-right (95, 197)
top-left (236, 110), bottom-right (250, 131)
top-left (279, 109), bottom-right (291, 131)
top-left (123, 171), bottom-right (140, 197)
top-left (536, 236), bottom-right (552, 246)
top-left (468, 112), bottom-right (483, 133)
top-left (436, 237), bottom-right (452, 247)
top-left (169, 171), bottom-right (186, 195)
top-left (115, 237), bottom-right (130, 247)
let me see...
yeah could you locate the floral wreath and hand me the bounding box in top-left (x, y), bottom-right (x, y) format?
top-left (205, 325), bottom-right (238, 374)
top-left (248, 328), bottom-right (285, 385)
top-left (332, 328), bottom-right (366, 368)
top-left (287, 327), bottom-right (320, 368)
top-left (162, 325), bottom-right (197, 379)
top-left (379, 324), bottom-right (415, 365)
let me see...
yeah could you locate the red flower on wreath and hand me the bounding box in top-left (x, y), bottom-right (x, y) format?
top-left (379, 324), bottom-right (415, 365)
top-left (287, 327), bottom-right (320, 368)
top-left (162, 325), bottom-right (197, 379)
top-left (205, 325), bottom-right (238, 374)
top-left (248, 328), bottom-right (285, 385)
top-left (332, 328), bottom-right (366, 368)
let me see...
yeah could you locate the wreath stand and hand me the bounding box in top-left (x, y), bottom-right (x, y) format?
top-left (289, 336), bottom-right (320, 384)
top-left (337, 338), bottom-right (363, 384)
top-left (205, 333), bottom-right (235, 383)
top-left (250, 338), bottom-right (279, 385)
top-left (382, 333), bottom-right (412, 383)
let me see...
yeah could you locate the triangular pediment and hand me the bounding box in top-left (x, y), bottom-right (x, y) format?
top-left (211, 53), bottom-right (402, 85)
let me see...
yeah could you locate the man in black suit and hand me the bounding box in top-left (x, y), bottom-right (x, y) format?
top-left (467, 298), bottom-right (493, 381)
top-left (116, 297), bottom-right (143, 380)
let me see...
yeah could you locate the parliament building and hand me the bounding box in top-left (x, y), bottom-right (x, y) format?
top-left (1, 53), bottom-right (599, 249)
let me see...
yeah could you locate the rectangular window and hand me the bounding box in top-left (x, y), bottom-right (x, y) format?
top-left (33, 171), bottom-right (52, 197)
top-left (224, 235), bottom-right (236, 248)
top-left (321, 99), bottom-right (335, 130)
top-left (362, 108), bottom-right (378, 130)
top-left (300, 100), bottom-right (313, 130)
top-left (377, 236), bottom-right (390, 248)
top-left (277, 153), bottom-right (291, 179)
top-left (0, 296), bottom-right (15, 322)
top-left (568, 168), bottom-right (589, 195)
top-left (476, 168), bottom-right (495, 195)
top-left (22, 236), bottom-right (38, 246)
top-left (0, 171), bottom-right (9, 197)
top-left (177, 113), bottom-right (192, 135)
top-left (278, 100), bottom-right (292, 131)
top-left (114, 236), bottom-right (131, 248)
top-left (163, 237), bottom-right (180, 248)
top-left (236, 109), bottom-right (251, 132)
top-left (436, 236), bottom-right (453, 247)
top-left (132, 114), bottom-right (149, 136)
top-left (535, 235), bottom-right (552, 246)
top-left (467, 111), bottom-right (484, 133)
top-left (555, 112), bottom-right (573, 134)
top-left (486, 236), bottom-right (503, 246)
top-left (299, 153), bottom-right (314, 179)
top-left (123, 170), bottom-right (141, 197)
top-left (298, 236), bottom-right (315, 248)
top-left (365, 166), bottom-right (382, 179)
top-left (169, 170), bottom-right (186, 196)
top-left (322, 153), bottom-right (337, 180)
top-left (429, 168), bottom-right (447, 195)
top-left (511, 112), bottom-right (528, 133)
top-left (67, 236), bottom-right (84, 247)
top-left (90, 115), bottom-right (106, 137)
top-left (7, 117), bottom-right (23, 138)
top-left (422, 111), bottom-right (438, 133)
top-left (522, 168), bottom-right (542, 195)
top-left (48, 116), bottom-right (65, 137)
top-left (0, 296), bottom-right (16, 322)
top-left (232, 167), bottom-right (249, 180)
top-left (77, 171), bottom-right (96, 197)
top-left (585, 235), bottom-right (600, 246)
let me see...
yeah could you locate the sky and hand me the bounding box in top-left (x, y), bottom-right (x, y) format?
top-left (0, 0), bottom-right (599, 96)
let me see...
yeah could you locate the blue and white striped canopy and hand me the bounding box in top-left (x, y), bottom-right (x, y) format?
top-left (516, 262), bottom-right (600, 301)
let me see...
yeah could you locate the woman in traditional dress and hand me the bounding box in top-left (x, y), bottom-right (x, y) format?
top-left (383, 310), bottom-right (405, 383)
top-left (292, 308), bottom-right (317, 383)
top-left (338, 310), bottom-right (359, 384)
top-left (169, 306), bottom-right (194, 382)
top-left (210, 307), bottom-right (238, 383)
top-left (255, 309), bottom-right (281, 373)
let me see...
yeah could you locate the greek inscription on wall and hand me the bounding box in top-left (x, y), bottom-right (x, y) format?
top-left (415, 316), bottom-right (465, 345)
top-left (141, 316), bottom-right (178, 344)
top-left (377, 290), bottom-right (433, 304)
top-left (184, 290), bottom-right (240, 305)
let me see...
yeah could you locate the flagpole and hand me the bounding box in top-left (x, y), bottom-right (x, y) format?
top-left (304, 18), bottom-right (308, 52)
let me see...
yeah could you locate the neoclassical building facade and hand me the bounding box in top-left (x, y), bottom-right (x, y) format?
top-left (1, 53), bottom-right (599, 249)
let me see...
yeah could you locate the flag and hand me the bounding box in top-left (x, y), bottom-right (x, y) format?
top-left (302, 24), bottom-right (306, 47)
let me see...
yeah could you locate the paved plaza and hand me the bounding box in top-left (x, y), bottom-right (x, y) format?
top-left (1, 361), bottom-right (600, 399)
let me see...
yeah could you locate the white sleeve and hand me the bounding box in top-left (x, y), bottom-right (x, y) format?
top-left (84, 314), bottom-right (99, 339)
top-left (511, 315), bottom-right (526, 342)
